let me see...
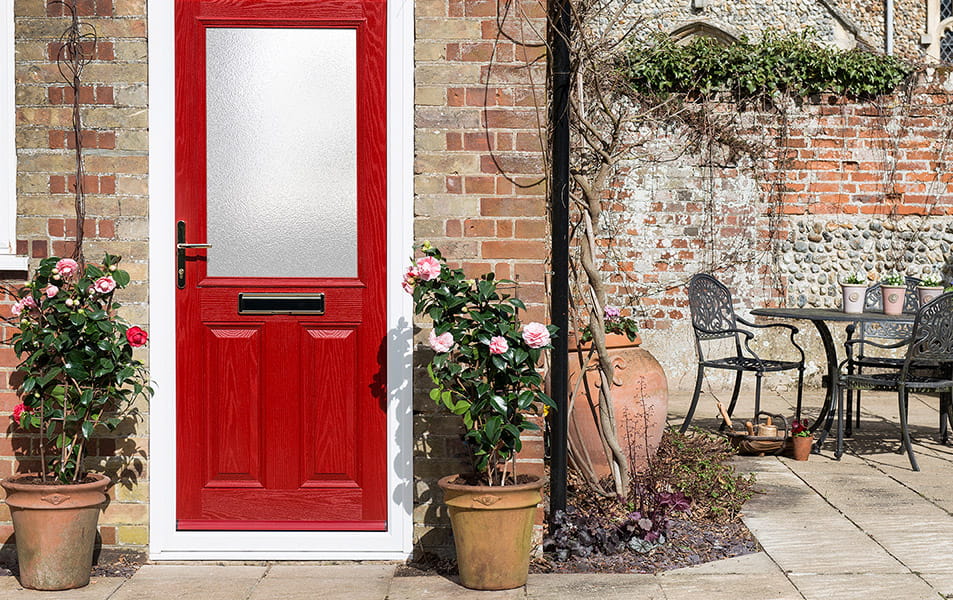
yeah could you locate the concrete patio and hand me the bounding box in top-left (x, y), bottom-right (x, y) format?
top-left (1, 387), bottom-right (951, 599)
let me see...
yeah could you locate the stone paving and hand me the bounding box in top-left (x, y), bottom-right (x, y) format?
top-left (1, 388), bottom-right (952, 599)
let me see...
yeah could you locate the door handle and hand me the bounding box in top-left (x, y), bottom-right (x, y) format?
top-left (176, 220), bottom-right (212, 289)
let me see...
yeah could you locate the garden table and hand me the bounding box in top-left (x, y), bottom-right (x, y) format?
top-left (749, 307), bottom-right (915, 454)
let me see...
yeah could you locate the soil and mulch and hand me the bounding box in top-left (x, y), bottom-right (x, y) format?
top-left (399, 429), bottom-right (760, 576)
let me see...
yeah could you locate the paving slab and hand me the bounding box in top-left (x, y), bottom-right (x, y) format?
top-left (658, 573), bottom-right (801, 599)
top-left (0, 577), bottom-right (124, 599)
top-left (659, 552), bottom-right (782, 576)
top-left (249, 564), bottom-right (394, 600)
top-left (525, 574), bottom-right (663, 599)
top-left (111, 565), bottom-right (266, 600)
top-left (386, 575), bottom-right (525, 599)
top-left (787, 573), bottom-right (942, 600)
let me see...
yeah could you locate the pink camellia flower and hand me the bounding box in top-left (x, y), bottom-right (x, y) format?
top-left (12, 403), bottom-right (29, 426)
top-left (415, 256), bottom-right (442, 281)
top-left (488, 336), bottom-right (508, 355)
top-left (55, 258), bottom-right (79, 278)
top-left (521, 322), bottom-right (551, 348)
top-left (92, 276), bottom-right (117, 294)
top-left (604, 305), bottom-right (622, 321)
top-left (44, 285), bottom-right (58, 298)
top-left (126, 326), bottom-right (149, 347)
top-left (428, 329), bottom-right (454, 353)
top-left (12, 296), bottom-right (36, 316)
top-left (401, 265), bottom-right (419, 294)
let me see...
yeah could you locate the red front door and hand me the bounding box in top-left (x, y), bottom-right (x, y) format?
top-left (174, 0), bottom-right (387, 531)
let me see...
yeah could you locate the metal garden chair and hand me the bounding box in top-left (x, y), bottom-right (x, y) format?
top-left (844, 277), bottom-right (920, 434)
top-left (681, 274), bottom-right (806, 433)
top-left (835, 292), bottom-right (953, 471)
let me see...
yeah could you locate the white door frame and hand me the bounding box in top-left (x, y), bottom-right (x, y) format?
top-left (147, 0), bottom-right (414, 560)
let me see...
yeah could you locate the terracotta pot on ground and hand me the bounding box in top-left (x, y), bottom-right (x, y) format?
top-left (881, 285), bottom-right (906, 316)
top-left (841, 284), bottom-right (866, 314)
top-left (917, 286), bottom-right (944, 306)
top-left (791, 436), bottom-right (813, 461)
top-left (568, 333), bottom-right (669, 477)
top-left (438, 474), bottom-right (544, 590)
top-left (1, 473), bottom-right (109, 590)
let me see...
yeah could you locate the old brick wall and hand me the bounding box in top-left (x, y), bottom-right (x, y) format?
top-left (413, 0), bottom-right (549, 556)
top-left (597, 72), bottom-right (953, 391)
top-left (1, 0), bottom-right (149, 557)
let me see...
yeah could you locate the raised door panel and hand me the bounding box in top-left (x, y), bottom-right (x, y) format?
top-left (300, 327), bottom-right (359, 487)
top-left (204, 325), bottom-right (263, 487)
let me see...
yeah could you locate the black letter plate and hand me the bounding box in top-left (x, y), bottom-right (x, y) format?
top-left (238, 293), bottom-right (325, 315)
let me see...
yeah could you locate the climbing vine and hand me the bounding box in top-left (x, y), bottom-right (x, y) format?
top-left (624, 32), bottom-right (913, 100)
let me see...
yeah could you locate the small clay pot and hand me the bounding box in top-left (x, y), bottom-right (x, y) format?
top-left (791, 436), bottom-right (813, 461)
top-left (1, 473), bottom-right (109, 590)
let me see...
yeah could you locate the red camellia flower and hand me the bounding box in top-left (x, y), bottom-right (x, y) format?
top-left (126, 326), bottom-right (149, 347)
top-left (12, 403), bottom-right (29, 426)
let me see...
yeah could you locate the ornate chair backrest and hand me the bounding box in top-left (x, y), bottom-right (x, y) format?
top-left (861, 277), bottom-right (921, 342)
top-left (903, 292), bottom-right (953, 374)
top-left (688, 274), bottom-right (739, 360)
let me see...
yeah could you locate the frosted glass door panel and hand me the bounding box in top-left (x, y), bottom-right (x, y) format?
top-left (206, 28), bottom-right (357, 278)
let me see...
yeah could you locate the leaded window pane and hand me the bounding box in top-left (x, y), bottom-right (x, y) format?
top-left (943, 0), bottom-right (953, 20)
top-left (941, 30), bottom-right (953, 64)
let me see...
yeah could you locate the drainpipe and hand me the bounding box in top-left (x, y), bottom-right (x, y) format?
top-left (548, 0), bottom-right (571, 521)
top-left (886, 0), bottom-right (894, 55)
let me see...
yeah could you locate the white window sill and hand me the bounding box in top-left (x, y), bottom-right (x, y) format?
top-left (0, 253), bottom-right (27, 271)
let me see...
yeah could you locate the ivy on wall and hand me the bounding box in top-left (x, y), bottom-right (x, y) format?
top-left (624, 31), bottom-right (914, 100)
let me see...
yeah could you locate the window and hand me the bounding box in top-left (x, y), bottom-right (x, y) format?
top-left (925, 0), bottom-right (953, 63)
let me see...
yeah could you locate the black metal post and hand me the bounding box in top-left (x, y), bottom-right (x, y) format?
top-left (548, 0), bottom-right (571, 520)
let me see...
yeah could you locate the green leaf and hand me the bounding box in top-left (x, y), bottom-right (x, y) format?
top-left (489, 395), bottom-right (507, 415)
top-left (113, 269), bottom-right (131, 286)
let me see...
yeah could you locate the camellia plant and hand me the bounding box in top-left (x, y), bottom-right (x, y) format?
top-left (1, 254), bottom-right (152, 484)
top-left (405, 244), bottom-right (557, 486)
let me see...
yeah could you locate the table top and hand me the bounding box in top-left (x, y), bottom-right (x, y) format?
top-left (750, 307), bottom-right (915, 323)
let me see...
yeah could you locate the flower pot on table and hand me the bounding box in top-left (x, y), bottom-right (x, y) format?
top-left (917, 285), bottom-right (944, 306)
top-left (881, 285), bottom-right (906, 316)
top-left (568, 333), bottom-right (668, 476)
top-left (841, 284), bottom-right (866, 314)
top-left (438, 474), bottom-right (544, 590)
top-left (1, 473), bottom-right (109, 590)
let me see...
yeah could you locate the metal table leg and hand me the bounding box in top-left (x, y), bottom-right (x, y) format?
top-left (808, 319), bottom-right (838, 454)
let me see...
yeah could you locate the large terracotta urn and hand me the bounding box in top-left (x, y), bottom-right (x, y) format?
top-left (1, 473), bottom-right (109, 590)
top-left (569, 333), bottom-right (669, 477)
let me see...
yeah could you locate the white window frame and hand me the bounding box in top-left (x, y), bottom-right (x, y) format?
top-left (923, 0), bottom-right (953, 62)
top-left (147, 0), bottom-right (415, 559)
top-left (0, 0), bottom-right (26, 270)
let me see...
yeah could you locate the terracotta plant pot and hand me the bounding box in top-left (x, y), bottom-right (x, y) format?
top-left (568, 333), bottom-right (669, 477)
top-left (917, 286), bottom-right (944, 306)
top-left (881, 285), bottom-right (905, 316)
top-left (438, 474), bottom-right (544, 590)
top-left (1, 473), bottom-right (109, 590)
top-left (791, 436), bottom-right (813, 461)
top-left (841, 284), bottom-right (866, 314)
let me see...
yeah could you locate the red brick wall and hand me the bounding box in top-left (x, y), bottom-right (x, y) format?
top-left (1, 0), bottom-right (149, 556)
top-left (413, 0), bottom-right (549, 555)
top-left (593, 75), bottom-right (953, 388)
